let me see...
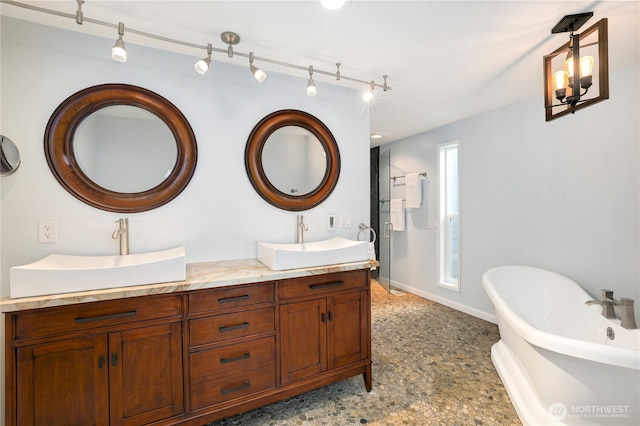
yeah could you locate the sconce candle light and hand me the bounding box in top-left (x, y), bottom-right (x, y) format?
top-left (544, 12), bottom-right (609, 121)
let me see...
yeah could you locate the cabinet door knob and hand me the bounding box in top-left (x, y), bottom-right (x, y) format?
top-left (98, 354), bottom-right (105, 369)
top-left (321, 313), bottom-right (326, 323)
top-left (110, 353), bottom-right (118, 367)
top-left (328, 311), bottom-right (334, 321)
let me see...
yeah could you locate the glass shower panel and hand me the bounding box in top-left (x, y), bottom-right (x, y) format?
top-left (378, 149), bottom-right (391, 293)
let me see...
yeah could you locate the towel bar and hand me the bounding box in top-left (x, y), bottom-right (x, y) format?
top-left (390, 172), bottom-right (426, 182)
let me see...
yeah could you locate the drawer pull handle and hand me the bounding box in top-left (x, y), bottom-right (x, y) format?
top-left (219, 322), bottom-right (250, 333)
top-left (221, 380), bottom-right (251, 395)
top-left (111, 353), bottom-right (118, 367)
top-left (218, 295), bottom-right (249, 303)
top-left (328, 311), bottom-right (334, 321)
top-left (75, 310), bottom-right (137, 323)
top-left (321, 313), bottom-right (326, 323)
top-left (98, 355), bottom-right (105, 369)
top-left (309, 281), bottom-right (344, 290)
top-left (220, 351), bottom-right (251, 364)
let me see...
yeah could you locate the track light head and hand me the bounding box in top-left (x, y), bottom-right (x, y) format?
top-left (75, 0), bottom-right (84, 25)
top-left (307, 79), bottom-right (317, 96)
top-left (194, 43), bottom-right (213, 75)
top-left (194, 58), bottom-right (211, 75)
top-left (249, 52), bottom-right (267, 83)
top-left (363, 81), bottom-right (375, 102)
top-left (111, 22), bottom-right (127, 62)
top-left (307, 66), bottom-right (317, 96)
top-left (251, 65), bottom-right (267, 83)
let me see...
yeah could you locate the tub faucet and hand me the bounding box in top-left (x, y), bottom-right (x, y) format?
top-left (585, 289), bottom-right (616, 319)
top-left (618, 298), bottom-right (637, 330)
top-left (586, 290), bottom-right (638, 329)
top-left (296, 215), bottom-right (308, 244)
top-left (112, 218), bottom-right (129, 255)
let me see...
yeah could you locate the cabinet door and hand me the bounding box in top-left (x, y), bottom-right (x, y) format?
top-left (279, 299), bottom-right (327, 384)
top-left (16, 335), bottom-right (109, 426)
top-left (327, 291), bottom-right (368, 369)
top-left (109, 322), bottom-right (184, 426)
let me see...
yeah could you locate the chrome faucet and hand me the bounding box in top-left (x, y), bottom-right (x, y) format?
top-left (586, 289), bottom-right (638, 329)
top-left (296, 215), bottom-right (308, 244)
top-left (112, 218), bottom-right (129, 255)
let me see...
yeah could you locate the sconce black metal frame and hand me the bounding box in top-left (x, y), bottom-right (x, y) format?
top-left (544, 14), bottom-right (609, 122)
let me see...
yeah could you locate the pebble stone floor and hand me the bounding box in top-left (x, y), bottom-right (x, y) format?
top-left (210, 280), bottom-right (521, 426)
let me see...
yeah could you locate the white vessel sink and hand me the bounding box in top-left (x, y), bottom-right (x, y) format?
top-left (10, 246), bottom-right (186, 298)
top-left (258, 237), bottom-right (369, 271)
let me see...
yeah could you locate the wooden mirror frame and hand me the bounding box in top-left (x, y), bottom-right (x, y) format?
top-left (45, 84), bottom-right (197, 213)
top-left (245, 109), bottom-right (340, 211)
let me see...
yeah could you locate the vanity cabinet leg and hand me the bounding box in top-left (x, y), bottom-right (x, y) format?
top-left (363, 364), bottom-right (372, 392)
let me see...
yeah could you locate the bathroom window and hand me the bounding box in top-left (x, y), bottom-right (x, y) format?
top-left (438, 141), bottom-right (460, 291)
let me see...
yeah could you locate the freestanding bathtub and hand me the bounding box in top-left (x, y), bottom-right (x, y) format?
top-left (482, 266), bottom-right (640, 426)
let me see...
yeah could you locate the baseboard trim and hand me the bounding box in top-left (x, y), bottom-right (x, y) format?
top-left (389, 280), bottom-right (498, 324)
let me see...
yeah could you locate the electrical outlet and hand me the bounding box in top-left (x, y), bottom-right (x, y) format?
top-left (38, 220), bottom-right (58, 243)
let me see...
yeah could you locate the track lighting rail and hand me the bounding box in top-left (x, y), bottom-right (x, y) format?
top-left (2, 0), bottom-right (391, 92)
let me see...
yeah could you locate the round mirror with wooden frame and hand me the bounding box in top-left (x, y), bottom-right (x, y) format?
top-left (45, 84), bottom-right (197, 213)
top-left (245, 109), bottom-right (340, 211)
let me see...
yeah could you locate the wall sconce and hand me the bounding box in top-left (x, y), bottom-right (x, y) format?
top-left (544, 13), bottom-right (608, 121)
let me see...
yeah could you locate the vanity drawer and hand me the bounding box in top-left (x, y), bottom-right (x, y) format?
top-left (190, 363), bottom-right (276, 410)
top-left (188, 283), bottom-right (274, 315)
top-left (278, 270), bottom-right (367, 300)
top-left (189, 307), bottom-right (275, 347)
top-left (13, 294), bottom-right (183, 341)
top-left (190, 336), bottom-right (275, 380)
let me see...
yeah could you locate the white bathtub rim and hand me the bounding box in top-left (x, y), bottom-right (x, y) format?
top-left (483, 265), bottom-right (640, 371)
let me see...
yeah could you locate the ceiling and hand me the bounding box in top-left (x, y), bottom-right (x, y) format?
top-left (2, 1), bottom-right (638, 146)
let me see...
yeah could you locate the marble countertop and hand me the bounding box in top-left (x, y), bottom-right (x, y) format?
top-left (1, 258), bottom-right (378, 313)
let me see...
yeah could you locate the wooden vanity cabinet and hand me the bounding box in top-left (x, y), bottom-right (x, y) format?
top-left (5, 294), bottom-right (184, 426)
top-left (279, 270), bottom-right (371, 389)
top-left (5, 267), bottom-right (372, 426)
top-left (186, 282), bottom-right (277, 412)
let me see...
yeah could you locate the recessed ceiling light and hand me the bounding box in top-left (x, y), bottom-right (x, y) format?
top-left (321, 0), bottom-right (346, 10)
top-left (370, 133), bottom-right (383, 139)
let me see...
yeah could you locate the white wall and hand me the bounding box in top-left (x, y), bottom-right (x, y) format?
top-left (381, 64), bottom-right (639, 323)
top-left (0, 17), bottom-right (371, 296)
top-left (0, 18), bottom-right (370, 417)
